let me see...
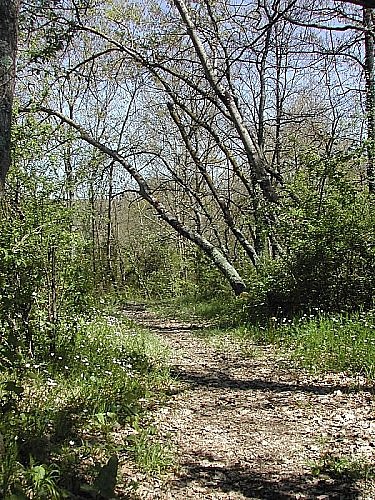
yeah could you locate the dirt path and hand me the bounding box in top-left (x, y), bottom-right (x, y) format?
top-left (123, 307), bottom-right (375, 500)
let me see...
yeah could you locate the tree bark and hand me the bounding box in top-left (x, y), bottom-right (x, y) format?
top-left (364, 7), bottom-right (375, 193)
top-left (106, 161), bottom-right (115, 284)
top-left (0, 0), bottom-right (19, 190)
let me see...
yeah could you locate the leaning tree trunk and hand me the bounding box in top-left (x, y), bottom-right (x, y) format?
top-left (0, 0), bottom-right (19, 190)
top-left (364, 7), bottom-right (375, 194)
top-left (31, 107), bottom-right (248, 296)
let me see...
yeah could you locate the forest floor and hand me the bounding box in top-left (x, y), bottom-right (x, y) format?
top-left (119, 306), bottom-right (375, 500)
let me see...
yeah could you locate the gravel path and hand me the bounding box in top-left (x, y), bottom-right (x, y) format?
top-left (123, 308), bottom-right (375, 500)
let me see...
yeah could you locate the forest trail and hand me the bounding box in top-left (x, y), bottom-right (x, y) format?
top-left (123, 306), bottom-right (375, 500)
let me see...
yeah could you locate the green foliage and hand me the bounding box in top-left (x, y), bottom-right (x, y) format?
top-left (0, 433), bottom-right (66, 499)
top-left (268, 154), bottom-right (375, 315)
top-left (153, 294), bottom-right (238, 327)
top-left (0, 381), bottom-right (24, 414)
top-left (126, 423), bottom-right (173, 474)
top-left (24, 461), bottom-right (63, 499)
top-left (138, 150), bottom-right (375, 321)
top-left (0, 311), bottom-right (172, 498)
top-left (311, 451), bottom-right (374, 482)
top-left (0, 176), bottom-right (94, 366)
top-left (190, 250), bottom-right (231, 301)
top-left (223, 309), bottom-right (375, 378)
top-left (0, 205), bottom-right (43, 362)
top-left (174, 294), bottom-right (375, 379)
top-left (226, 153), bottom-right (375, 320)
top-left (124, 233), bottom-right (197, 299)
top-left (285, 312), bottom-right (375, 377)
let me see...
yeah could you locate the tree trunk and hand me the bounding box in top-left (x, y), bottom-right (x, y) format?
top-left (89, 181), bottom-right (97, 277)
top-left (0, 0), bottom-right (19, 190)
top-left (34, 107), bottom-right (248, 296)
top-left (168, 103), bottom-right (259, 267)
top-left (173, 0), bottom-right (278, 203)
top-left (106, 162), bottom-right (115, 284)
top-left (364, 7), bottom-right (375, 194)
top-left (48, 243), bottom-right (58, 354)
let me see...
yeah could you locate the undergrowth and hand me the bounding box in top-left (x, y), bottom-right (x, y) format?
top-left (236, 310), bottom-right (375, 378)
top-left (150, 295), bottom-right (237, 325)
top-left (0, 311), bottom-right (173, 499)
top-left (156, 297), bottom-right (375, 379)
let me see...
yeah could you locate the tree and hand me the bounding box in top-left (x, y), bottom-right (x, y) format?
top-left (363, 6), bottom-right (375, 192)
top-left (0, 0), bottom-right (20, 190)
top-left (18, 0), bottom-right (375, 296)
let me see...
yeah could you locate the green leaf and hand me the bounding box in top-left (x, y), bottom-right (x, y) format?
top-left (30, 465), bottom-right (46, 481)
top-left (93, 454), bottom-right (118, 499)
top-left (3, 381), bottom-right (24, 395)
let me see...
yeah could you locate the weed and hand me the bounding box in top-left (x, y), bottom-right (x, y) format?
top-left (24, 460), bottom-right (64, 499)
top-left (201, 309), bottom-right (375, 379)
top-left (126, 424), bottom-right (173, 474)
top-left (275, 311), bottom-right (375, 377)
top-left (311, 451), bottom-right (374, 482)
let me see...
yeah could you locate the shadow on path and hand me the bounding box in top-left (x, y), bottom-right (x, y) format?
top-left (170, 368), bottom-right (374, 396)
top-left (172, 453), bottom-right (361, 499)
top-left (148, 324), bottom-right (207, 333)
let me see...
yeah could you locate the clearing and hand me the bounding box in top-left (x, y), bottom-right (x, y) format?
top-left (121, 306), bottom-right (375, 500)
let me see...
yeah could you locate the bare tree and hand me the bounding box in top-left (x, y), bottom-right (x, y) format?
top-left (18, 0), bottom-right (375, 294)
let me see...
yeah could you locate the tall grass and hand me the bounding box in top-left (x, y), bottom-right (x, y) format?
top-left (151, 295), bottom-right (238, 325)
top-left (231, 310), bottom-right (375, 378)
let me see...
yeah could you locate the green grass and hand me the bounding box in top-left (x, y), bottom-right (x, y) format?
top-left (126, 422), bottom-right (173, 474)
top-left (150, 295), bottom-right (239, 325)
top-left (164, 296), bottom-right (375, 379)
top-left (0, 310), bottom-right (173, 498)
top-left (221, 310), bottom-right (375, 378)
top-left (288, 312), bottom-right (375, 377)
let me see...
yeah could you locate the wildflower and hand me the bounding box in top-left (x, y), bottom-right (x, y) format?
top-left (46, 379), bottom-right (57, 387)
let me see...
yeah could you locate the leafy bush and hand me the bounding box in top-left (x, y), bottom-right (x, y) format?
top-left (242, 154), bottom-right (375, 318)
top-left (0, 182), bottom-right (95, 365)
